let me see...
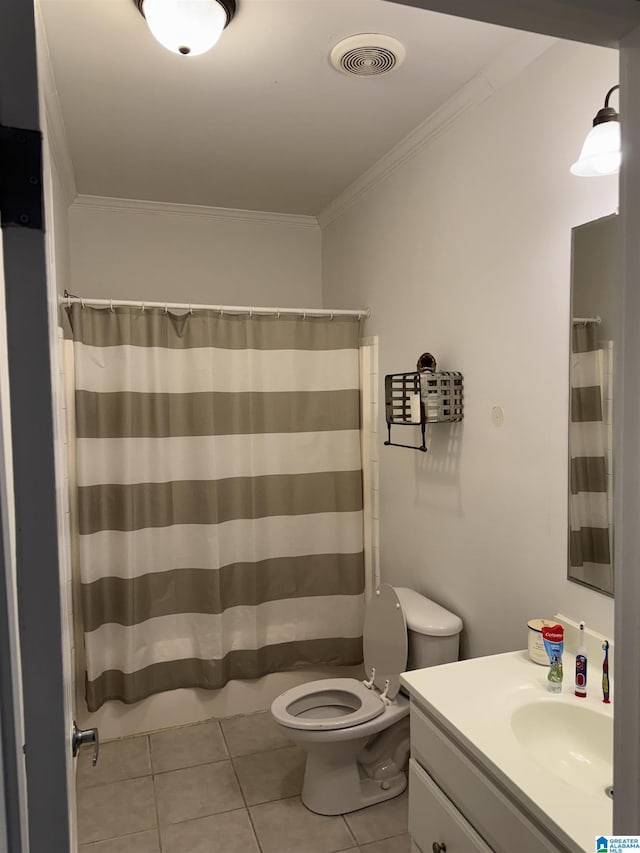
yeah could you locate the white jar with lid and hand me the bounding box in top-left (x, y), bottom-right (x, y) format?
top-left (527, 619), bottom-right (557, 665)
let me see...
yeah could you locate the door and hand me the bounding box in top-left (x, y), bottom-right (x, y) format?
top-left (0, 0), bottom-right (72, 851)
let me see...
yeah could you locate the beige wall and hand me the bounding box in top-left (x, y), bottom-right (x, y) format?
top-left (322, 39), bottom-right (618, 658)
top-left (68, 199), bottom-right (322, 307)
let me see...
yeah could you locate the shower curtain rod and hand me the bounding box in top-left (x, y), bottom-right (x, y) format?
top-left (572, 315), bottom-right (602, 325)
top-left (60, 292), bottom-right (370, 320)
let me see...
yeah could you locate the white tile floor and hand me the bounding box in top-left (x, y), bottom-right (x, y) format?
top-left (76, 712), bottom-right (411, 853)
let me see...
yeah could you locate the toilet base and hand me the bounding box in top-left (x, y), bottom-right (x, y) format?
top-left (300, 739), bottom-right (407, 816)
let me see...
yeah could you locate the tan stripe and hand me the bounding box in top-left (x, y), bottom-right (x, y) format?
top-left (81, 553), bottom-right (365, 631)
top-left (572, 323), bottom-right (599, 354)
top-left (570, 457), bottom-right (607, 494)
top-left (64, 304), bottom-right (360, 351)
top-left (84, 637), bottom-right (364, 711)
top-left (75, 389), bottom-right (361, 438)
top-left (570, 528), bottom-right (611, 566)
top-left (77, 470), bottom-right (363, 534)
top-left (571, 386), bottom-right (602, 423)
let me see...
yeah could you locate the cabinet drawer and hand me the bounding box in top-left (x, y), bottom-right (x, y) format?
top-left (410, 702), bottom-right (574, 853)
top-left (409, 759), bottom-right (493, 853)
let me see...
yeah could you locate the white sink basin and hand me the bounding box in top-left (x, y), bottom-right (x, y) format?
top-left (510, 701), bottom-right (612, 796)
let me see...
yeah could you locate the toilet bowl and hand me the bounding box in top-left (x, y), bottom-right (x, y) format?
top-left (270, 584), bottom-right (463, 815)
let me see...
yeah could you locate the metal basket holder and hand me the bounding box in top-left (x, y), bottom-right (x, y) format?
top-left (384, 370), bottom-right (464, 452)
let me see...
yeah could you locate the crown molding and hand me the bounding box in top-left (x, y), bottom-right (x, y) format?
top-left (318, 32), bottom-right (556, 229)
top-left (71, 194), bottom-right (320, 229)
top-left (34, 2), bottom-right (77, 207)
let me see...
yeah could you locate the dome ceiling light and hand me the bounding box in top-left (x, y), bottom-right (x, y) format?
top-left (571, 84), bottom-right (621, 177)
top-left (135, 0), bottom-right (236, 57)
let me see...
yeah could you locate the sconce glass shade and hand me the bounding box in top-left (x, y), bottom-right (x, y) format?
top-left (570, 120), bottom-right (621, 177)
top-left (139, 0), bottom-right (233, 56)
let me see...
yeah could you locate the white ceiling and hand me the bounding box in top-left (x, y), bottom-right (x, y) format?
top-left (39, 0), bottom-right (522, 215)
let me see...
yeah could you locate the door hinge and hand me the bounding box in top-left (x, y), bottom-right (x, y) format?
top-left (0, 125), bottom-right (43, 230)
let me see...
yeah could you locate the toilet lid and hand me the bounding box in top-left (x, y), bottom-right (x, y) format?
top-left (363, 584), bottom-right (408, 700)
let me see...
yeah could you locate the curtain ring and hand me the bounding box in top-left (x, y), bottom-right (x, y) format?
top-left (219, 308), bottom-right (224, 317)
top-left (330, 311), bottom-right (334, 321)
top-left (249, 308), bottom-right (253, 318)
top-left (141, 302), bottom-right (145, 312)
top-left (80, 298), bottom-right (85, 309)
top-left (163, 304), bottom-right (168, 315)
top-left (110, 299), bottom-right (115, 313)
top-left (303, 311), bottom-right (306, 320)
top-left (276, 308), bottom-right (280, 319)
top-left (189, 304), bottom-right (193, 315)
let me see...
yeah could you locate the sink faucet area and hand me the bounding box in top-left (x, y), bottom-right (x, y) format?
top-left (401, 649), bottom-right (614, 852)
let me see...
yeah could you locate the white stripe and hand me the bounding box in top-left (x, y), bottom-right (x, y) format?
top-left (74, 344), bottom-right (359, 394)
top-left (84, 594), bottom-right (365, 679)
top-left (570, 349), bottom-right (602, 388)
top-left (76, 430), bottom-right (362, 486)
top-left (79, 512), bottom-right (364, 584)
top-left (569, 492), bottom-right (610, 529)
top-left (570, 422), bottom-right (607, 456)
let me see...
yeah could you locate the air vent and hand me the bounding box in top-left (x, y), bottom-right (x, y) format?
top-left (330, 35), bottom-right (406, 77)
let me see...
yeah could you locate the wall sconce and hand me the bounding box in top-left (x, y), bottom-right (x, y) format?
top-left (571, 85), bottom-right (620, 177)
top-left (135, 0), bottom-right (236, 56)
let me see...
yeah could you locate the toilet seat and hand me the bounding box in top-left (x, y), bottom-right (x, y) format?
top-left (271, 678), bottom-right (384, 731)
top-left (272, 585), bottom-right (410, 733)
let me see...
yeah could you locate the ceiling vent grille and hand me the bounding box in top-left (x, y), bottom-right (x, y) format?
top-left (330, 35), bottom-right (406, 77)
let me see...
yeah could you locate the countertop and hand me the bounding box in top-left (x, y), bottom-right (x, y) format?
top-left (401, 650), bottom-right (613, 852)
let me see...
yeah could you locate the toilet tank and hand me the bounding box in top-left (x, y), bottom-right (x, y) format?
top-left (394, 587), bottom-right (463, 670)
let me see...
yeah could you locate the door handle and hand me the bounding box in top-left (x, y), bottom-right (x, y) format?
top-left (72, 720), bottom-right (99, 766)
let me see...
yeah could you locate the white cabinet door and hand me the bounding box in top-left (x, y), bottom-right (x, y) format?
top-left (409, 759), bottom-right (494, 853)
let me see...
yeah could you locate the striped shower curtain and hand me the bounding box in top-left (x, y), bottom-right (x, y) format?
top-left (569, 321), bottom-right (612, 592)
top-left (62, 304), bottom-right (365, 711)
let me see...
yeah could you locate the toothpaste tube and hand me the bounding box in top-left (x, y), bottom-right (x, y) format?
top-left (542, 624), bottom-right (564, 662)
top-left (542, 624), bottom-right (564, 692)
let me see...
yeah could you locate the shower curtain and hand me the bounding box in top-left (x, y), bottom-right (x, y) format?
top-left (569, 321), bottom-right (612, 591)
top-left (62, 304), bottom-right (365, 711)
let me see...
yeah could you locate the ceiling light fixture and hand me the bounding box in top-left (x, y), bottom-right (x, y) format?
top-left (571, 85), bottom-right (621, 177)
top-left (135, 0), bottom-right (236, 57)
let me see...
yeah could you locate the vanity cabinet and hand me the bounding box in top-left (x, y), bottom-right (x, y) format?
top-left (409, 759), bottom-right (492, 853)
top-left (408, 700), bottom-right (576, 853)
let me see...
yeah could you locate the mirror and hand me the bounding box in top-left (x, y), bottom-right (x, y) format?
top-left (568, 213), bottom-right (619, 596)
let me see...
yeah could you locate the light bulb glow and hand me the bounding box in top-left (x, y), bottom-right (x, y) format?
top-left (142, 0), bottom-right (227, 56)
top-left (571, 120), bottom-right (621, 177)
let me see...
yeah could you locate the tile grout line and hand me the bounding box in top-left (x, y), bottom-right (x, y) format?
top-left (219, 718), bottom-right (266, 853)
top-left (339, 814), bottom-right (359, 850)
top-left (148, 734), bottom-right (165, 853)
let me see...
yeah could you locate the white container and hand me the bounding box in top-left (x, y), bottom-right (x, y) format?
top-left (527, 619), bottom-right (557, 665)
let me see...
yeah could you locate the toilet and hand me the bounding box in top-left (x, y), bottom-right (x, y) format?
top-left (270, 584), bottom-right (463, 815)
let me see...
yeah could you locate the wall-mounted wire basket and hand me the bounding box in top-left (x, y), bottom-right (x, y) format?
top-left (384, 370), bottom-right (463, 451)
top-left (419, 371), bottom-right (464, 423)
